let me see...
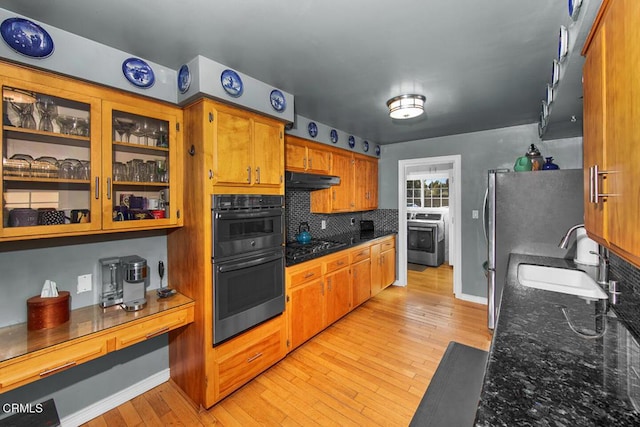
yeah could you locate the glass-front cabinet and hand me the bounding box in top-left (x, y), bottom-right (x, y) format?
top-left (0, 73), bottom-right (182, 240)
top-left (102, 101), bottom-right (180, 231)
top-left (1, 80), bottom-right (102, 238)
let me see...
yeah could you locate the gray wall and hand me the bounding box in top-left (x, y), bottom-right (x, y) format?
top-left (0, 232), bottom-right (169, 420)
top-left (378, 123), bottom-right (583, 297)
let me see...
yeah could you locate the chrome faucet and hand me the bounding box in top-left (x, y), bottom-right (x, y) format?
top-left (590, 246), bottom-right (609, 285)
top-left (558, 223), bottom-right (585, 249)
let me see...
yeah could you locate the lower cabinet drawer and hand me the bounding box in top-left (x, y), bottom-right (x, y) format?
top-left (216, 329), bottom-right (283, 397)
top-left (0, 338), bottom-right (107, 393)
top-left (114, 308), bottom-right (193, 350)
top-left (351, 246), bottom-right (371, 263)
top-left (381, 238), bottom-right (395, 251)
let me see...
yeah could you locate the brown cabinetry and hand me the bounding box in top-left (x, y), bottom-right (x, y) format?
top-left (285, 135), bottom-right (331, 174)
top-left (371, 235), bottom-right (396, 296)
top-left (0, 61), bottom-right (183, 241)
top-left (193, 99), bottom-right (284, 192)
top-left (355, 155), bottom-right (378, 211)
top-left (582, 0), bottom-right (640, 266)
top-left (168, 99), bottom-right (286, 408)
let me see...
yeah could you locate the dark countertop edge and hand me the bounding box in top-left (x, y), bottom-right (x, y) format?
top-left (475, 253), bottom-right (640, 426)
top-left (285, 230), bottom-right (397, 267)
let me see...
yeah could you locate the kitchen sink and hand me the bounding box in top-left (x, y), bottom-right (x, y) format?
top-left (517, 264), bottom-right (608, 300)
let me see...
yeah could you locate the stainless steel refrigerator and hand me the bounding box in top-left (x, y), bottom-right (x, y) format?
top-left (484, 169), bottom-right (584, 329)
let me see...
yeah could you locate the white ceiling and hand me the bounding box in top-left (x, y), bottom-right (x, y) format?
top-left (0, 0), bottom-right (583, 144)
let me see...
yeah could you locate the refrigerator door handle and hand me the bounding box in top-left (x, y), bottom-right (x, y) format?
top-left (487, 268), bottom-right (496, 330)
top-left (482, 187), bottom-right (489, 243)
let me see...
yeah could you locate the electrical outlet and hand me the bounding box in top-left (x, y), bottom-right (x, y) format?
top-left (321, 219), bottom-right (327, 229)
top-left (77, 274), bottom-right (92, 293)
top-left (350, 217), bottom-right (356, 225)
top-left (472, 210), bottom-right (479, 219)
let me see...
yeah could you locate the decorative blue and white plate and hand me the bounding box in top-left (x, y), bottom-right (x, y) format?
top-left (362, 141), bottom-right (369, 152)
top-left (558, 26), bottom-right (568, 62)
top-left (551, 59), bottom-right (560, 87)
top-left (308, 122), bottom-right (318, 138)
top-left (375, 145), bottom-right (381, 156)
top-left (330, 129), bottom-right (338, 143)
top-left (122, 57), bottom-right (155, 88)
top-left (178, 64), bottom-right (191, 94)
top-left (568, 0), bottom-right (582, 20)
top-left (221, 69), bottom-right (243, 97)
top-left (1, 17), bottom-right (54, 58)
top-left (348, 135), bottom-right (355, 149)
top-left (270, 89), bottom-right (286, 112)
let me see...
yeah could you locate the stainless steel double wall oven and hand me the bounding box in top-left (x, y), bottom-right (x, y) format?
top-left (211, 194), bottom-right (285, 345)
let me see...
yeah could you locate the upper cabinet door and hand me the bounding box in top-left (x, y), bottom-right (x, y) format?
top-left (253, 116), bottom-right (283, 187)
top-left (213, 107), bottom-right (253, 186)
top-left (1, 77), bottom-right (102, 238)
top-left (102, 101), bottom-right (182, 230)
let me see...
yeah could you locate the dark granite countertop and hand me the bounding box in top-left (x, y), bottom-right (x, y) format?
top-left (285, 230), bottom-right (396, 267)
top-left (475, 253), bottom-right (640, 426)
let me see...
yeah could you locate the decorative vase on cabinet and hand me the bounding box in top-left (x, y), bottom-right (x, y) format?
top-left (542, 157), bottom-right (559, 170)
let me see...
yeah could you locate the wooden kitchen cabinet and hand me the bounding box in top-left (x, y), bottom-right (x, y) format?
top-left (351, 245), bottom-right (372, 307)
top-left (324, 255), bottom-right (352, 325)
top-left (289, 273), bottom-right (325, 349)
top-left (285, 135), bottom-right (331, 174)
top-left (371, 235), bottom-right (396, 296)
top-left (354, 154), bottom-right (378, 211)
top-left (0, 61), bottom-right (183, 241)
top-left (188, 99), bottom-right (284, 192)
top-left (582, 0), bottom-right (640, 266)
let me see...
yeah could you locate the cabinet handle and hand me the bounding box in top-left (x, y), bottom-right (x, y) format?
top-left (106, 177), bottom-right (112, 200)
top-left (333, 190), bottom-right (336, 201)
top-left (321, 281), bottom-right (325, 296)
top-left (209, 169), bottom-right (213, 180)
top-left (303, 158), bottom-right (307, 168)
top-left (304, 272), bottom-right (315, 278)
top-left (256, 167), bottom-right (261, 183)
top-left (337, 261), bottom-right (345, 266)
top-left (40, 361), bottom-right (77, 377)
top-left (95, 177), bottom-right (100, 199)
top-left (247, 166), bottom-right (252, 183)
top-left (593, 164), bottom-right (618, 202)
top-left (327, 277), bottom-right (332, 291)
top-left (247, 352), bottom-right (263, 363)
top-left (309, 158), bottom-right (313, 169)
top-left (146, 326), bottom-right (170, 339)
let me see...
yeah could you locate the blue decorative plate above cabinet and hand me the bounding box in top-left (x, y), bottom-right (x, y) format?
top-left (330, 129), bottom-right (338, 143)
top-left (568, 0), bottom-right (583, 20)
top-left (375, 145), bottom-right (381, 156)
top-left (348, 135), bottom-right (355, 149)
top-left (221, 69), bottom-right (243, 97)
top-left (122, 57), bottom-right (155, 88)
top-left (178, 64), bottom-right (191, 94)
top-left (270, 89), bottom-right (286, 112)
top-left (1, 17), bottom-right (54, 58)
top-left (362, 141), bottom-right (369, 152)
top-left (308, 122), bottom-right (318, 138)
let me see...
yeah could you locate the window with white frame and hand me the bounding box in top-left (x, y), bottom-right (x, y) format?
top-left (406, 176), bottom-right (449, 208)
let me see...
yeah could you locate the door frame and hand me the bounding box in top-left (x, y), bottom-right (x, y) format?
top-left (397, 155), bottom-right (462, 297)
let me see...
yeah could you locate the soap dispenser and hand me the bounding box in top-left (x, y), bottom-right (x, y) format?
top-left (525, 144), bottom-right (544, 171)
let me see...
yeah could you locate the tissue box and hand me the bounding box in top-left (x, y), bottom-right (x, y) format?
top-left (27, 291), bottom-right (70, 330)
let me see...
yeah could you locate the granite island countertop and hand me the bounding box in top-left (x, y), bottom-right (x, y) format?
top-left (475, 253), bottom-right (640, 426)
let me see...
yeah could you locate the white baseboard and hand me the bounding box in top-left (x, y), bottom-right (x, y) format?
top-left (60, 369), bottom-right (169, 427)
top-left (457, 293), bottom-right (487, 305)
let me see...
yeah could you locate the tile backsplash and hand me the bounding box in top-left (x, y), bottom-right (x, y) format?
top-left (285, 191), bottom-right (398, 242)
top-left (609, 253), bottom-right (640, 342)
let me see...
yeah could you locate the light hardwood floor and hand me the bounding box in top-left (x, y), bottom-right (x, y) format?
top-left (83, 263), bottom-right (491, 426)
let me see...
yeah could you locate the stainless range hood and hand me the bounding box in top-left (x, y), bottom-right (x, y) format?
top-left (284, 171), bottom-right (340, 190)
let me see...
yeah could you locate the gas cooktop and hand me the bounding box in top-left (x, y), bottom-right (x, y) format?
top-left (285, 239), bottom-right (347, 263)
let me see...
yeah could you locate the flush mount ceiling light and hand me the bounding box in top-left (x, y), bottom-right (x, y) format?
top-left (386, 94), bottom-right (426, 119)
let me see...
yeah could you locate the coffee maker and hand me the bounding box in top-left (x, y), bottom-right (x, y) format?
top-left (99, 255), bottom-right (148, 311)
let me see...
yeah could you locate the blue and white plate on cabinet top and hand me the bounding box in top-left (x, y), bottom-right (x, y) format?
top-left (221, 69), bottom-right (243, 97)
top-left (177, 64), bottom-right (191, 94)
top-left (362, 141), bottom-right (369, 152)
top-left (568, 0), bottom-right (583, 20)
top-left (1, 17), bottom-right (54, 58)
top-left (122, 57), bottom-right (155, 88)
top-left (375, 145), bottom-right (381, 156)
top-left (308, 122), bottom-right (318, 138)
top-left (348, 135), bottom-right (355, 149)
top-left (330, 129), bottom-right (338, 144)
top-left (270, 89), bottom-right (286, 112)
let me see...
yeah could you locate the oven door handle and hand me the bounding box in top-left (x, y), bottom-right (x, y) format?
top-left (408, 226), bottom-right (433, 231)
top-left (214, 210), bottom-right (281, 220)
top-left (217, 253), bottom-right (283, 273)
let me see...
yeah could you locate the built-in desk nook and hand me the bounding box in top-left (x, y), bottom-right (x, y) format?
top-left (0, 291), bottom-right (194, 394)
